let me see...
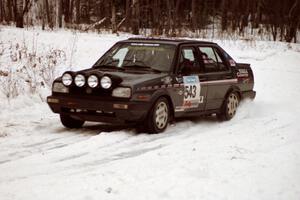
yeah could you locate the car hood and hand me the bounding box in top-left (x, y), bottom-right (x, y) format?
top-left (74, 68), bottom-right (168, 87)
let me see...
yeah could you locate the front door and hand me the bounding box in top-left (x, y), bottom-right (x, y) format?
top-left (172, 46), bottom-right (207, 115)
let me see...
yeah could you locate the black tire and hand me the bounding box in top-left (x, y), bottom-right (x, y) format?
top-left (144, 97), bottom-right (170, 134)
top-left (60, 114), bottom-right (84, 129)
top-left (217, 92), bottom-right (240, 121)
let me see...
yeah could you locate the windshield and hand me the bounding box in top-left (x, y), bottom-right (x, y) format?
top-left (94, 42), bottom-right (176, 72)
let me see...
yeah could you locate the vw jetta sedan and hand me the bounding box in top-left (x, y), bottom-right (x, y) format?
top-left (47, 38), bottom-right (256, 133)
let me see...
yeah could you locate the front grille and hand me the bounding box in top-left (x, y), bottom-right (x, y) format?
top-left (69, 86), bottom-right (112, 97)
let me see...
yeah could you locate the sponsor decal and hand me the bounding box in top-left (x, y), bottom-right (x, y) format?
top-left (161, 76), bottom-right (173, 85)
top-left (178, 90), bottom-right (183, 96)
top-left (176, 77), bottom-right (183, 83)
top-left (137, 78), bottom-right (238, 91)
top-left (237, 69), bottom-right (249, 78)
top-left (130, 43), bottom-right (160, 46)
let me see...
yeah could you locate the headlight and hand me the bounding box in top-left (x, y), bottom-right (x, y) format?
top-left (112, 87), bottom-right (131, 98)
top-left (87, 75), bottom-right (99, 88)
top-left (101, 76), bottom-right (112, 89)
top-left (62, 73), bottom-right (72, 86)
top-left (74, 74), bottom-right (85, 87)
top-left (53, 82), bottom-right (69, 93)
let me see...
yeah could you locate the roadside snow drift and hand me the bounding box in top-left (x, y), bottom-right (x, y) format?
top-left (0, 27), bottom-right (300, 200)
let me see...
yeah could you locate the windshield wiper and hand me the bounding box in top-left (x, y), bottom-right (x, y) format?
top-left (122, 64), bottom-right (162, 73)
top-left (93, 64), bottom-right (125, 71)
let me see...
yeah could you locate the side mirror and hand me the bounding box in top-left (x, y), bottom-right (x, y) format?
top-left (179, 64), bottom-right (190, 75)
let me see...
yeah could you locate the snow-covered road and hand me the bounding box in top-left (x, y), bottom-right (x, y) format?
top-left (0, 27), bottom-right (300, 200)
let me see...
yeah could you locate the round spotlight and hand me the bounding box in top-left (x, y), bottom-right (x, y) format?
top-left (87, 75), bottom-right (99, 88)
top-left (62, 73), bottom-right (72, 86)
top-left (74, 74), bottom-right (86, 87)
top-left (100, 76), bottom-right (112, 89)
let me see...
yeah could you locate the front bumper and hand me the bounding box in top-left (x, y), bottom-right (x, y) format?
top-left (47, 95), bottom-right (151, 123)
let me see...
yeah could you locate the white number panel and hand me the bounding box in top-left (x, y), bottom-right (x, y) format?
top-left (182, 75), bottom-right (201, 109)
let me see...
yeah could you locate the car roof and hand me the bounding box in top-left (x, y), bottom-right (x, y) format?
top-left (120, 37), bottom-right (216, 46)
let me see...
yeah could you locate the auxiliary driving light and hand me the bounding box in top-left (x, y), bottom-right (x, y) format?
top-left (62, 73), bottom-right (72, 86)
top-left (100, 76), bottom-right (112, 89)
top-left (74, 74), bottom-right (86, 87)
top-left (87, 75), bottom-right (99, 88)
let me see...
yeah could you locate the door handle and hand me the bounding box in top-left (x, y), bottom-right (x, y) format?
top-left (224, 75), bottom-right (232, 79)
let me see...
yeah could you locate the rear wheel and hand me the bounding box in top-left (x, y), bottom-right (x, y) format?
top-left (217, 92), bottom-right (239, 121)
top-left (60, 114), bottom-right (84, 128)
top-left (143, 97), bottom-right (170, 133)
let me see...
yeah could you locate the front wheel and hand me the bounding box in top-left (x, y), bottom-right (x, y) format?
top-left (217, 92), bottom-right (239, 121)
top-left (60, 114), bottom-right (84, 129)
top-left (144, 97), bottom-right (170, 134)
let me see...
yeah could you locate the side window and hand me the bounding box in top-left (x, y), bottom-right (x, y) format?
top-left (214, 48), bottom-right (228, 71)
top-left (179, 47), bottom-right (200, 75)
top-left (183, 49), bottom-right (195, 61)
top-left (198, 47), bottom-right (229, 72)
top-left (198, 47), bottom-right (218, 73)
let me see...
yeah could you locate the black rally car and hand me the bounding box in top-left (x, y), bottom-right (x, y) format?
top-left (47, 38), bottom-right (256, 133)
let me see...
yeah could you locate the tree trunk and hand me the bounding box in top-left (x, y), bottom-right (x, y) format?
top-left (42, 0), bottom-right (45, 30)
top-left (6, 0), bottom-right (12, 22)
top-left (56, 0), bottom-right (63, 28)
top-left (175, 0), bottom-right (181, 29)
top-left (285, 0), bottom-right (299, 43)
top-left (166, 0), bottom-right (173, 35)
top-left (271, 25), bottom-right (277, 41)
top-left (69, 0), bottom-right (74, 23)
top-left (125, 0), bottom-right (130, 31)
top-left (63, 0), bottom-right (70, 23)
top-left (192, 0), bottom-right (197, 31)
top-left (12, 0), bottom-right (23, 28)
top-left (75, 0), bottom-right (80, 24)
top-left (55, 0), bottom-right (63, 28)
top-left (16, 14), bottom-right (23, 27)
top-left (0, 0), bottom-right (3, 22)
top-left (111, 0), bottom-right (117, 33)
top-left (44, 0), bottom-right (53, 29)
top-left (131, 0), bottom-right (140, 35)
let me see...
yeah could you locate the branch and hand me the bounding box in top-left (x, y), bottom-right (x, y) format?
top-left (289, 0), bottom-right (299, 18)
top-left (117, 17), bottom-right (126, 29)
top-left (84, 17), bottom-right (107, 31)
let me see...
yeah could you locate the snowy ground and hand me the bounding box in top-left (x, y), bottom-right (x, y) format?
top-left (0, 27), bottom-right (300, 200)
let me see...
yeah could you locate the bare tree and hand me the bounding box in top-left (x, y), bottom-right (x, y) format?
top-left (12, 0), bottom-right (32, 28)
top-left (75, 0), bottom-right (80, 24)
top-left (56, 0), bottom-right (63, 28)
top-left (131, 0), bottom-right (140, 35)
top-left (285, 0), bottom-right (300, 42)
top-left (111, 0), bottom-right (117, 33)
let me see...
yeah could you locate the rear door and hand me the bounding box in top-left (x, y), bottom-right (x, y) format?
top-left (197, 45), bottom-right (236, 110)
